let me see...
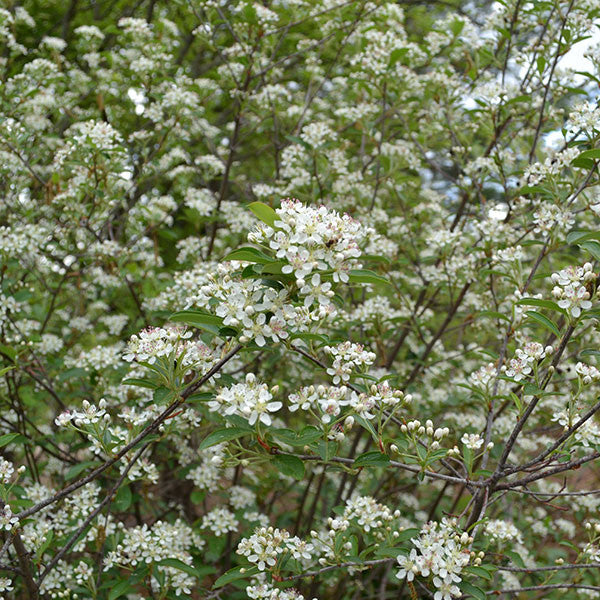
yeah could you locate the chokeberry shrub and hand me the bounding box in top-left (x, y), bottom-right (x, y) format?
top-left (2, 1), bottom-right (600, 599)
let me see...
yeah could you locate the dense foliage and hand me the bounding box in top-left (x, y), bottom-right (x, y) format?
top-left (2, 0), bottom-right (600, 598)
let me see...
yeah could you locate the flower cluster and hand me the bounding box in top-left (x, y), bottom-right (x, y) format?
top-left (288, 384), bottom-right (356, 424)
top-left (248, 199), bottom-right (366, 285)
top-left (502, 342), bottom-right (552, 382)
top-left (209, 374), bottom-right (282, 426)
top-left (323, 341), bottom-right (376, 384)
top-left (124, 325), bottom-right (218, 372)
top-left (396, 519), bottom-right (474, 599)
top-left (0, 504), bottom-right (17, 531)
top-left (201, 507), bottom-right (239, 536)
top-left (237, 526), bottom-right (314, 571)
top-left (55, 399), bottom-right (109, 427)
top-left (551, 263), bottom-right (597, 318)
top-left (575, 362), bottom-right (600, 385)
top-left (484, 520), bottom-right (523, 544)
top-left (103, 519), bottom-right (203, 596)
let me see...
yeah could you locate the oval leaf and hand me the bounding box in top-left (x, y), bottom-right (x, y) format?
top-left (248, 202), bottom-right (277, 227)
top-left (198, 427), bottom-right (251, 451)
top-left (272, 454), bottom-right (305, 480)
top-left (170, 310), bottom-right (223, 335)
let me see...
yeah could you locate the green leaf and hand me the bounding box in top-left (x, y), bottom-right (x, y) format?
top-left (65, 461), bottom-right (100, 481)
top-left (464, 565), bottom-right (493, 580)
top-left (36, 530), bottom-right (54, 559)
top-left (154, 387), bottom-right (176, 404)
top-left (108, 580), bottom-right (133, 600)
top-left (504, 550), bottom-right (525, 568)
top-left (170, 310), bottom-right (223, 335)
top-left (566, 230), bottom-right (600, 245)
top-left (575, 148), bottom-right (600, 161)
top-left (223, 246), bottom-right (272, 264)
top-left (459, 581), bottom-right (486, 600)
top-left (198, 427), bottom-right (251, 451)
top-left (394, 528), bottom-right (419, 542)
top-left (536, 55), bottom-right (546, 75)
top-left (525, 310), bottom-right (561, 338)
top-left (112, 484), bottom-right (132, 512)
top-left (296, 426), bottom-right (323, 445)
top-left (213, 565), bottom-right (258, 589)
top-left (186, 392), bottom-right (215, 403)
top-left (580, 349), bottom-right (600, 360)
top-left (580, 240), bottom-right (600, 261)
top-left (353, 451), bottom-right (390, 468)
top-left (354, 414), bottom-right (378, 441)
top-left (0, 366), bottom-right (14, 377)
top-left (572, 156), bottom-right (595, 170)
top-left (0, 345), bottom-right (16, 361)
top-left (248, 202), bottom-right (277, 227)
top-left (122, 378), bottom-right (159, 389)
top-left (157, 558), bottom-right (210, 579)
top-left (522, 383), bottom-right (546, 396)
top-left (272, 427), bottom-right (322, 446)
top-left (375, 546), bottom-right (403, 558)
top-left (191, 490), bottom-right (205, 504)
top-left (476, 310), bottom-right (511, 323)
top-left (348, 269), bottom-right (389, 286)
top-left (463, 446), bottom-right (473, 474)
top-left (260, 261), bottom-right (289, 275)
top-left (0, 432), bottom-right (20, 449)
top-left (272, 454), bottom-right (305, 480)
top-left (389, 47), bottom-right (408, 66)
top-left (516, 298), bottom-right (562, 312)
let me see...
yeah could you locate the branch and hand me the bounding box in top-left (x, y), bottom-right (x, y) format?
top-left (15, 344), bottom-right (242, 522)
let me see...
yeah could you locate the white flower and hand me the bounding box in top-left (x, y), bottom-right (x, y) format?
top-left (396, 549), bottom-right (418, 581)
top-left (210, 374), bottom-right (282, 426)
top-left (556, 284), bottom-right (592, 318)
top-left (0, 505), bottom-right (18, 531)
top-left (0, 577), bottom-right (14, 593)
top-left (201, 507), bottom-right (238, 536)
top-left (461, 433), bottom-right (483, 450)
top-left (575, 362), bottom-right (600, 385)
top-left (0, 458), bottom-right (15, 484)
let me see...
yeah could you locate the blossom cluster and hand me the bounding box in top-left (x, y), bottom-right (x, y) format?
top-left (248, 199), bottom-right (367, 286)
top-left (396, 519), bottom-right (475, 599)
top-left (551, 263), bottom-right (597, 318)
top-left (209, 374), bottom-right (282, 426)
